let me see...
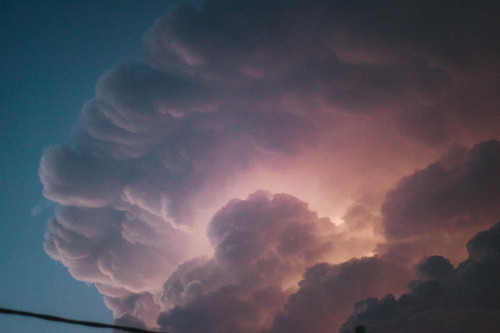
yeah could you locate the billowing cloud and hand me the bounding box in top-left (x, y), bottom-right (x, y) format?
top-left (146, 0), bottom-right (500, 145)
top-left (267, 257), bottom-right (410, 333)
top-left (158, 191), bottom-right (370, 333)
top-left (38, 0), bottom-right (500, 331)
top-left (380, 139), bottom-right (500, 265)
top-left (340, 223), bottom-right (500, 333)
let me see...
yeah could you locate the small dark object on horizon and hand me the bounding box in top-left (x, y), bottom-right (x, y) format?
top-left (355, 325), bottom-right (366, 333)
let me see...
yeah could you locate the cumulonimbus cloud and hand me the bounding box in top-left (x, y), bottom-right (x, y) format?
top-left (39, 0), bottom-right (500, 331)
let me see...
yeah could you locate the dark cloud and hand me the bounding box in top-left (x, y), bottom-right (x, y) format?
top-left (381, 139), bottom-right (500, 264)
top-left (267, 257), bottom-right (410, 333)
top-left (145, 0), bottom-right (500, 144)
top-left (340, 223), bottom-right (500, 333)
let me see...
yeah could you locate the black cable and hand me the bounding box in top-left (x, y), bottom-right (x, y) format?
top-left (0, 307), bottom-right (169, 333)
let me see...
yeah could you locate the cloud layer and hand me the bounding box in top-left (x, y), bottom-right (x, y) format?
top-left (39, 0), bottom-right (500, 331)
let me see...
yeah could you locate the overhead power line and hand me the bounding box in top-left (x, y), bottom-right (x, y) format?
top-left (0, 307), bottom-right (169, 333)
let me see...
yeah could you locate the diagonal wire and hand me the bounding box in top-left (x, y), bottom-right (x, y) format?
top-left (0, 307), bottom-right (170, 333)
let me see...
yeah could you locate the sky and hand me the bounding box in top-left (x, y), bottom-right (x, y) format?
top-left (2, 1), bottom-right (500, 333)
top-left (0, 1), bottom-right (177, 332)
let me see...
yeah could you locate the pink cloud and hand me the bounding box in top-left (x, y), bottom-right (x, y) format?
top-left (38, 0), bottom-right (500, 331)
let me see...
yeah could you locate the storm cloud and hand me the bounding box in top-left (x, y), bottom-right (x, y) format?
top-left (380, 139), bottom-right (500, 266)
top-left (39, 0), bottom-right (500, 331)
top-left (340, 223), bottom-right (500, 333)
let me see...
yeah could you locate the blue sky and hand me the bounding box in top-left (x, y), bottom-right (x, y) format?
top-left (0, 1), bottom-right (175, 331)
